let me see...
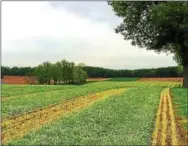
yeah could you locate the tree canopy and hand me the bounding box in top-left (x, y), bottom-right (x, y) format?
top-left (1, 65), bottom-right (183, 79)
top-left (108, 1), bottom-right (188, 87)
top-left (1, 60), bottom-right (87, 85)
top-left (34, 60), bottom-right (87, 85)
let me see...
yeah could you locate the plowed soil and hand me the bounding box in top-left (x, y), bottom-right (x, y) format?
top-left (2, 76), bottom-right (37, 84)
top-left (137, 78), bottom-right (183, 82)
top-left (2, 76), bottom-right (110, 84)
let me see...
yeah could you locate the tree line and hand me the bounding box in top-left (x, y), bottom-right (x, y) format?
top-left (83, 66), bottom-right (183, 78)
top-left (1, 60), bottom-right (88, 85)
top-left (1, 66), bottom-right (34, 77)
top-left (34, 60), bottom-right (87, 84)
top-left (2, 64), bottom-right (183, 80)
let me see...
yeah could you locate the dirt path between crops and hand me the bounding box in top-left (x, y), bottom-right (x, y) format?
top-left (1, 88), bottom-right (126, 144)
top-left (152, 88), bottom-right (188, 146)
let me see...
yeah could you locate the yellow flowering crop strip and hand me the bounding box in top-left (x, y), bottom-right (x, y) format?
top-left (151, 88), bottom-right (185, 146)
top-left (1, 88), bottom-right (126, 144)
top-left (161, 92), bottom-right (167, 145)
top-left (151, 88), bottom-right (164, 145)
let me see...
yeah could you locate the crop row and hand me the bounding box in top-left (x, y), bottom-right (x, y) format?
top-left (2, 81), bottom-right (182, 98)
top-left (152, 88), bottom-right (187, 146)
top-left (2, 82), bottom-right (182, 120)
top-left (2, 88), bottom-right (127, 144)
top-left (2, 83), bottom-right (134, 120)
top-left (1, 84), bottom-right (77, 97)
top-left (6, 86), bottom-right (163, 145)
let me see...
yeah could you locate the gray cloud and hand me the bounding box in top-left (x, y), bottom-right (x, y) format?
top-left (2, 2), bottom-right (177, 69)
top-left (74, 55), bottom-right (176, 70)
top-left (2, 36), bottom-right (177, 69)
top-left (48, 1), bottom-right (121, 27)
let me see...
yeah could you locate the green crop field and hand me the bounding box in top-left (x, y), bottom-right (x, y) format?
top-left (171, 88), bottom-right (188, 130)
top-left (106, 77), bottom-right (139, 82)
top-left (1, 81), bottom-right (187, 145)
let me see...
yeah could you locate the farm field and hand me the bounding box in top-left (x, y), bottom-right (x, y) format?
top-left (137, 77), bottom-right (183, 82)
top-left (1, 84), bottom-right (78, 97)
top-left (1, 81), bottom-right (182, 98)
top-left (106, 77), bottom-right (139, 82)
top-left (1, 76), bottom-right (29, 84)
top-left (151, 88), bottom-right (187, 145)
top-left (2, 82), bottom-right (132, 119)
top-left (2, 76), bottom-right (183, 84)
top-left (86, 78), bottom-right (110, 82)
top-left (2, 0), bottom-right (188, 145)
top-left (6, 86), bottom-right (162, 145)
top-left (1, 80), bottom-right (187, 145)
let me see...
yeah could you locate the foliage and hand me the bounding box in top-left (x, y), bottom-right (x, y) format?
top-left (83, 66), bottom-right (183, 78)
top-left (34, 60), bottom-right (87, 85)
top-left (1, 65), bottom-right (183, 79)
top-left (1, 66), bottom-right (34, 76)
top-left (73, 66), bottom-right (88, 84)
top-left (108, 2), bottom-right (188, 63)
top-left (1, 60), bottom-right (87, 85)
top-left (35, 62), bottom-right (51, 84)
top-left (108, 1), bottom-right (188, 87)
top-left (176, 66), bottom-right (183, 77)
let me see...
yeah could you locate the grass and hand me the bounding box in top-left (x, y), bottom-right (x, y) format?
top-left (107, 78), bottom-right (139, 82)
top-left (7, 86), bottom-right (163, 145)
top-left (171, 87), bottom-right (188, 130)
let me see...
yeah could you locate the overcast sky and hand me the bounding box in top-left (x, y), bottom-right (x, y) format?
top-left (2, 1), bottom-right (177, 69)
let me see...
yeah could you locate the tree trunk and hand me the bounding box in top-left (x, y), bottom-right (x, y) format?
top-left (181, 44), bottom-right (188, 88)
top-left (183, 65), bottom-right (188, 88)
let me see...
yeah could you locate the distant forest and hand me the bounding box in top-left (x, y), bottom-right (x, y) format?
top-left (1, 60), bottom-right (88, 85)
top-left (1, 65), bottom-right (183, 78)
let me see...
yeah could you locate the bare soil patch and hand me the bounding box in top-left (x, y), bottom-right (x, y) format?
top-left (137, 77), bottom-right (183, 82)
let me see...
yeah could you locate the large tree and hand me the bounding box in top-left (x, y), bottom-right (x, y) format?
top-left (109, 1), bottom-right (188, 87)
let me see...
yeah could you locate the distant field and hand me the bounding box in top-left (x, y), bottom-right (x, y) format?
top-left (86, 78), bottom-right (110, 82)
top-left (86, 77), bottom-right (183, 82)
top-left (1, 76), bottom-right (35, 84)
top-left (107, 78), bottom-right (139, 82)
top-left (137, 77), bottom-right (183, 82)
top-left (2, 76), bottom-right (183, 84)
